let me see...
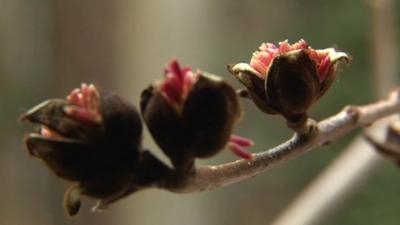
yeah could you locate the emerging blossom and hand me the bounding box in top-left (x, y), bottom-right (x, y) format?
top-left (228, 134), bottom-right (254, 160)
top-left (64, 84), bottom-right (102, 124)
top-left (160, 60), bottom-right (199, 110)
top-left (141, 60), bottom-right (254, 171)
top-left (250, 40), bottom-right (308, 78)
top-left (21, 84), bottom-right (169, 216)
top-left (229, 39), bottom-right (350, 124)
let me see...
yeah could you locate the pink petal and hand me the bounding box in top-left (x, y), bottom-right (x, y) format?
top-left (182, 71), bottom-right (198, 98)
top-left (250, 59), bottom-right (268, 78)
top-left (161, 81), bottom-right (182, 104)
top-left (181, 67), bottom-right (192, 75)
top-left (81, 83), bottom-right (91, 108)
top-left (160, 59), bottom-right (198, 106)
top-left (40, 126), bottom-right (62, 139)
top-left (255, 51), bottom-right (272, 65)
top-left (67, 88), bottom-right (81, 105)
top-left (165, 74), bottom-right (183, 97)
top-left (229, 134), bottom-right (254, 147)
top-left (228, 142), bottom-right (253, 160)
top-left (259, 43), bottom-right (277, 51)
top-left (307, 48), bottom-right (320, 63)
top-left (168, 60), bottom-right (185, 82)
top-left (41, 127), bottom-right (53, 137)
top-left (279, 40), bottom-right (291, 53)
top-left (317, 56), bottom-right (331, 82)
top-left (88, 84), bottom-right (100, 113)
top-left (77, 93), bottom-right (84, 107)
top-left (64, 105), bottom-right (102, 124)
top-left (293, 39), bottom-right (308, 50)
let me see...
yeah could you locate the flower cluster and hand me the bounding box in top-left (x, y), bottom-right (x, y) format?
top-left (21, 60), bottom-right (255, 216)
top-left (229, 39), bottom-right (350, 124)
top-left (20, 39), bottom-right (350, 217)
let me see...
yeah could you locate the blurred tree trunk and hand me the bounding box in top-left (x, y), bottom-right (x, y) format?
top-left (54, 0), bottom-right (120, 90)
top-left (0, 1), bottom-right (122, 224)
top-left (0, 1), bottom-right (57, 224)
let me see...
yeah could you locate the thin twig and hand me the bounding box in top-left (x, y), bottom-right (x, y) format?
top-left (159, 88), bottom-right (400, 193)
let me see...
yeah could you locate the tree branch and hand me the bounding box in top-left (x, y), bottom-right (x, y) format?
top-left (159, 87), bottom-right (400, 193)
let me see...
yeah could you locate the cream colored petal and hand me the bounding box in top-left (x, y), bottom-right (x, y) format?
top-left (231, 62), bottom-right (263, 78)
top-left (316, 48), bottom-right (350, 63)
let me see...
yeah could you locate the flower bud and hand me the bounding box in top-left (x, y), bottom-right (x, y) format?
top-left (229, 39), bottom-right (350, 124)
top-left (141, 60), bottom-right (253, 170)
top-left (20, 84), bottom-right (164, 216)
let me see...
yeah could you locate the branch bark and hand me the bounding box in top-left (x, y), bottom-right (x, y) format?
top-left (159, 88), bottom-right (400, 193)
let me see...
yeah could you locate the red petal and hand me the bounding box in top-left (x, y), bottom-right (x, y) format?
top-left (64, 105), bottom-right (102, 124)
top-left (168, 60), bottom-right (185, 82)
top-left (293, 39), bottom-right (308, 50)
top-left (229, 134), bottom-right (254, 147)
top-left (250, 59), bottom-right (268, 78)
top-left (317, 56), bottom-right (331, 82)
top-left (161, 81), bottom-right (182, 104)
top-left (67, 88), bottom-right (81, 105)
top-left (260, 43), bottom-right (277, 52)
top-left (228, 142), bottom-right (253, 160)
top-left (279, 41), bottom-right (291, 53)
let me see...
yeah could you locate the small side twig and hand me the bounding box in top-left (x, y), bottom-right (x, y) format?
top-left (365, 120), bottom-right (400, 162)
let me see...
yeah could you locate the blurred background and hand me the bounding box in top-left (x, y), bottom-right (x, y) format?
top-left (0, 0), bottom-right (399, 224)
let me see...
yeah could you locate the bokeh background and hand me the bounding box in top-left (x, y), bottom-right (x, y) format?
top-left (0, 0), bottom-right (399, 224)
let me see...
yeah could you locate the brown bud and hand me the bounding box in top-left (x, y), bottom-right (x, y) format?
top-left (141, 60), bottom-right (243, 171)
top-left (230, 39), bottom-right (350, 125)
top-left (21, 84), bottom-right (171, 215)
top-left (266, 50), bottom-right (319, 122)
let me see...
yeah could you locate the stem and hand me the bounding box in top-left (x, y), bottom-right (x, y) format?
top-left (158, 88), bottom-right (400, 193)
